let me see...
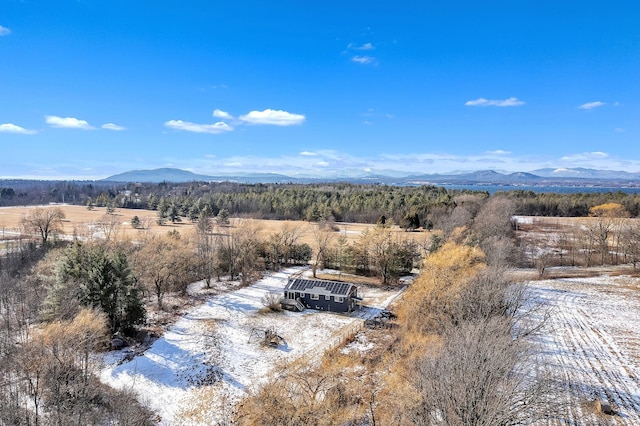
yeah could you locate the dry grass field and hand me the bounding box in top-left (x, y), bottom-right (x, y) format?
top-left (0, 204), bottom-right (428, 247)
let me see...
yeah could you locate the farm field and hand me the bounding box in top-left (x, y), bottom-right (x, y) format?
top-left (0, 204), bottom-right (425, 246)
top-left (528, 275), bottom-right (640, 425)
top-left (100, 267), bottom-right (404, 425)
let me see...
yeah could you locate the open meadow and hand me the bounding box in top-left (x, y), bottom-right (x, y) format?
top-left (0, 204), bottom-right (427, 248)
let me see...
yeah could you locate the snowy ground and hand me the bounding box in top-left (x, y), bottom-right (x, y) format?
top-left (528, 275), bottom-right (640, 425)
top-left (100, 268), bottom-right (403, 425)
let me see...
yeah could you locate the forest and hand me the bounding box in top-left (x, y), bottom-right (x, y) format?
top-left (2, 180), bottom-right (640, 224)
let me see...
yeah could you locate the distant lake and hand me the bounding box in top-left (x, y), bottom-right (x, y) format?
top-left (437, 184), bottom-right (640, 195)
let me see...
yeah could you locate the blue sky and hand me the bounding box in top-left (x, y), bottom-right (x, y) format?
top-left (1, 1), bottom-right (638, 179)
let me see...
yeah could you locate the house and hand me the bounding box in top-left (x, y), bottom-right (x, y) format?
top-left (282, 277), bottom-right (361, 313)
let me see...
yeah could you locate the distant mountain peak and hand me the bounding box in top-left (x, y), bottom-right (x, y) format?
top-left (532, 167), bottom-right (640, 179)
top-left (100, 166), bottom-right (640, 185)
top-left (103, 168), bottom-right (215, 183)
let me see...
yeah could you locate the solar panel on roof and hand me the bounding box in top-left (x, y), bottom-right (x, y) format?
top-left (286, 278), bottom-right (355, 295)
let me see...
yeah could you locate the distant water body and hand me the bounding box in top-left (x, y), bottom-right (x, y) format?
top-left (438, 184), bottom-right (640, 195)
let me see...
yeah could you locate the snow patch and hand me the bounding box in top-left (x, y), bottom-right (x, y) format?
top-left (101, 267), bottom-right (402, 425)
top-left (526, 275), bottom-right (640, 424)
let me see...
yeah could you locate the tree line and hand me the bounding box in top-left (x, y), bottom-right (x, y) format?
top-left (5, 180), bottom-right (640, 227)
top-left (503, 189), bottom-right (640, 217)
top-left (522, 202), bottom-right (640, 274)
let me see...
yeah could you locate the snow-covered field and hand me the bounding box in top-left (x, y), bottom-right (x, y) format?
top-left (528, 275), bottom-right (640, 425)
top-left (100, 268), bottom-right (403, 425)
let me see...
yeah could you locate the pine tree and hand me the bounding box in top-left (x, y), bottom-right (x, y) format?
top-left (45, 243), bottom-right (145, 334)
top-left (217, 208), bottom-right (230, 225)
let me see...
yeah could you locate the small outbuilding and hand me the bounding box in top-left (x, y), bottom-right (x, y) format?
top-left (282, 277), bottom-right (360, 313)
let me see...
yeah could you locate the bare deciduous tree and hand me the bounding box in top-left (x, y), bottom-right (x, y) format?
top-left (482, 235), bottom-right (516, 268)
top-left (589, 203), bottom-right (630, 265)
top-left (407, 318), bottom-right (556, 426)
top-left (472, 196), bottom-right (516, 242)
top-left (621, 221), bottom-right (640, 269)
top-left (217, 220), bottom-right (261, 285)
top-left (21, 207), bottom-right (66, 244)
top-left (133, 235), bottom-right (198, 308)
top-left (194, 212), bottom-right (219, 288)
top-left (266, 223), bottom-right (304, 270)
top-left (312, 223), bottom-right (335, 278)
top-left (94, 213), bottom-right (121, 242)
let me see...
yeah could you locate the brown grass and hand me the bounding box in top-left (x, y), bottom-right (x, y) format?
top-left (0, 205), bottom-right (427, 247)
top-left (508, 266), bottom-right (639, 282)
top-left (315, 272), bottom-right (384, 286)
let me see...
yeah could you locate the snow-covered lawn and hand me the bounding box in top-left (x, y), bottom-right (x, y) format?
top-left (528, 275), bottom-right (640, 425)
top-left (100, 268), bottom-right (403, 425)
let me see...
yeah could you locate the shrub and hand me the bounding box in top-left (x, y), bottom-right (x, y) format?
top-left (261, 292), bottom-right (283, 312)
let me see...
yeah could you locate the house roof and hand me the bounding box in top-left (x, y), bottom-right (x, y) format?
top-left (285, 278), bottom-right (356, 296)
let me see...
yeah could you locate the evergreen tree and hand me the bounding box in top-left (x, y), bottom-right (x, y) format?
top-left (156, 197), bottom-right (169, 225)
top-left (168, 202), bottom-right (182, 223)
top-left (188, 205), bottom-right (200, 222)
top-left (400, 212), bottom-right (421, 231)
top-left (217, 208), bottom-right (230, 225)
top-left (45, 243), bottom-right (145, 334)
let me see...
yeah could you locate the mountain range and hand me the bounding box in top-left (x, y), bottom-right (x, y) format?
top-left (102, 167), bottom-right (640, 187)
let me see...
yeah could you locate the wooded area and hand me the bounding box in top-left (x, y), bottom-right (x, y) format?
top-left (3, 180), bottom-right (640, 225)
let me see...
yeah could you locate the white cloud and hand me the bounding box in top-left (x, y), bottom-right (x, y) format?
top-left (485, 150), bottom-right (511, 155)
top-left (363, 120), bottom-right (372, 125)
top-left (0, 25), bottom-right (10, 36)
top-left (0, 123), bottom-right (37, 134)
top-left (315, 161), bottom-right (330, 167)
top-left (101, 123), bottom-right (126, 131)
top-left (45, 115), bottom-right (94, 130)
top-left (465, 97), bottom-right (525, 107)
top-left (561, 151), bottom-right (609, 161)
top-left (164, 120), bottom-right (234, 134)
top-left (299, 151), bottom-right (317, 156)
top-left (238, 109), bottom-right (305, 126)
top-left (578, 101), bottom-right (606, 110)
top-left (213, 109), bottom-right (233, 120)
top-left (348, 42), bottom-right (375, 50)
top-left (352, 55), bottom-right (376, 65)
top-left (224, 162), bottom-right (242, 167)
